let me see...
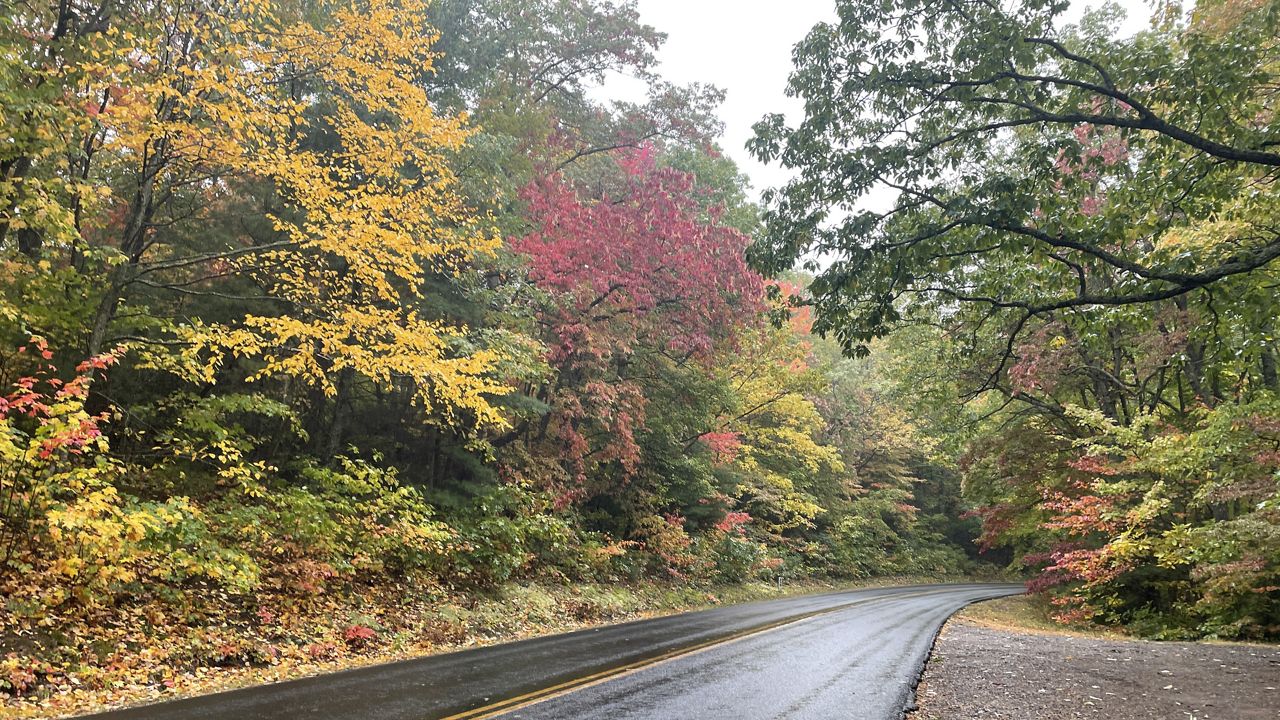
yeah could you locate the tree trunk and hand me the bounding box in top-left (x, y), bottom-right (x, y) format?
top-left (325, 367), bottom-right (356, 461)
top-left (86, 135), bottom-right (167, 356)
top-left (86, 267), bottom-right (130, 356)
top-left (0, 157), bottom-right (33, 252)
top-left (1184, 339), bottom-right (1213, 407)
top-left (1261, 321), bottom-right (1278, 392)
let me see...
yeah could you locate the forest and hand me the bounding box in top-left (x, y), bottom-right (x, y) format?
top-left (0, 0), bottom-right (1277, 711)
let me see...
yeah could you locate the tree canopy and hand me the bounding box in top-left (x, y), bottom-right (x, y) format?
top-left (750, 0), bottom-right (1280, 367)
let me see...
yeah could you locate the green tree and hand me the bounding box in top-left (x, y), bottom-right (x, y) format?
top-left (749, 0), bottom-right (1280, 370)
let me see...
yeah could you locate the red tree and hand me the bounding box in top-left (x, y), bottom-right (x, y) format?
top-left (513, 147), bottom-right (763, 498)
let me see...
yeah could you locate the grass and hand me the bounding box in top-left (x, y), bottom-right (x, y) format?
top-left (954, 594), bottom-right (1133, 639)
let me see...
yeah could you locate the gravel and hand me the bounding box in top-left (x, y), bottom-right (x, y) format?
top-left (911, 618), bottom-right (1280, 719)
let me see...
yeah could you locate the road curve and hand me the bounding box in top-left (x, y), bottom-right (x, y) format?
top-left (496, 584), bottom-right (1020, 720)
top-left (76, 583), bottom-right (1021, 720)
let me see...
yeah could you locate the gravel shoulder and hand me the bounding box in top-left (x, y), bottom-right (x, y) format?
top-left (911, 597), bottom-right (1280, 719)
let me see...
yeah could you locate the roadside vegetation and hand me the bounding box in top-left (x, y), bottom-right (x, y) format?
top-left (952, 595), bottom-right (1130, 638)
top-left (1, 0), bottom-right (1278, 715)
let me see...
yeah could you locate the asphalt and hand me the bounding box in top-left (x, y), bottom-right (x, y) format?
top-left (76, 583), bottom-right (1023, 720)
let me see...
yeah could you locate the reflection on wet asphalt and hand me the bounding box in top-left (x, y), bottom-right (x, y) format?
top-left (499, 586), bottom-right (1013, 720)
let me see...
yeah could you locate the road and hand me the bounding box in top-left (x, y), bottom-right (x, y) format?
top-left (78, 583), bottom-right (1022, 720)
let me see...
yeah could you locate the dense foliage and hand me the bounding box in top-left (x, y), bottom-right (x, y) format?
top-left (0, 0), bottom-right (980, 705)
top-left (753, 0), bottom-right (1280, 639)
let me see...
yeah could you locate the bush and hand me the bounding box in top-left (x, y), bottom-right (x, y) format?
top-left (446, 485), bottom-right (578, 588)
top-left (703, 535), bottom-right (766, 583)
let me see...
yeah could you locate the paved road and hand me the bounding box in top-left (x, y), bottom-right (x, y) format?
top-left (78, 583), bottom-right (1021, 720)
top-left (498, 584), bottom-right (1021, 720)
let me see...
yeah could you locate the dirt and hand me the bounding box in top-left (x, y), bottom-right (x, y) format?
top-left (912, 617), bottom-right (1280, 719)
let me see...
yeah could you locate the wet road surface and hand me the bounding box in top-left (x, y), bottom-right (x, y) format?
top-left (498, 584), bottom-right (1020, 720)
top-left (78, 583), bottom-right (1021, 720)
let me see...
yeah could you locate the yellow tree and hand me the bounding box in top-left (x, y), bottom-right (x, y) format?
top-left (4, 0), bottom-right (511, 433)
top-left (702, 322), bottom-right (842, 534)
top-left (171, 0), bottom-right (511, 432)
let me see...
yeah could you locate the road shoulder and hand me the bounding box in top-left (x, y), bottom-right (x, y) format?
top-left (911, 596), bottom-right (1280, 719)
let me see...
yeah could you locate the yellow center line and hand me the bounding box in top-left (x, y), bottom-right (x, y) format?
top-left (435, 588), bottom-right (949, 720)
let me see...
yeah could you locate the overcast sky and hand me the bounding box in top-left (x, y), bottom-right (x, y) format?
top-left (601, 0), bottom-right (1154, 202)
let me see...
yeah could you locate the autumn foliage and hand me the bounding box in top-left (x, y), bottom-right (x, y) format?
top-left (513, 148), bottom-right (762, 493)
top-left (0, 0), bottom-right (979, 712)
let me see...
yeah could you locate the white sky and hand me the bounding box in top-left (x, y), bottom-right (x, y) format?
top-left (601, 0), bottom-right (1154, 202)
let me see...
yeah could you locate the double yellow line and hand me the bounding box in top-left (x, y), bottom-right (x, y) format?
top-left (438, 588), bottom-right (948, 720)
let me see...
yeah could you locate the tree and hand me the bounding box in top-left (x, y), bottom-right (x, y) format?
top-left (425, 0), bottom-right (725, 196)
top-left (704, 321), bottom-right (837, 536)
top-left (510, 147), bottom-right (763, 502)
top-left (2, 0), bottom-right (513, 434)
top-left (0, 0), bottom-right (1003, 706)
top-left (749, 0), bottom-right (1280, 375)
top-left (167, 0), bottom-right (512, 431)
